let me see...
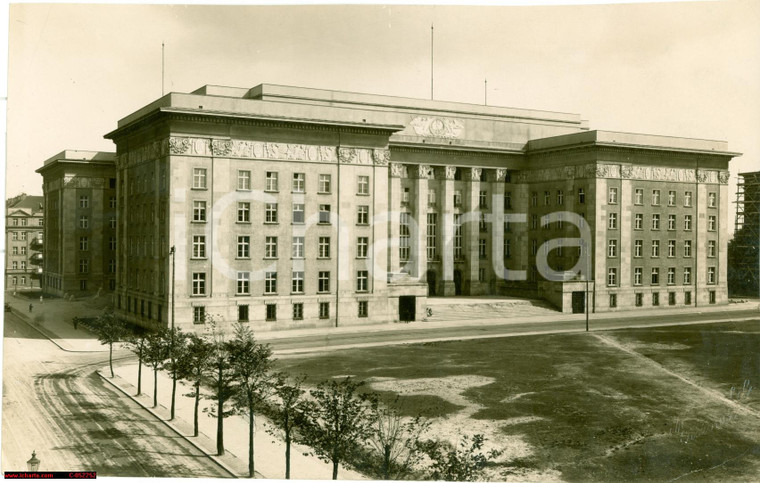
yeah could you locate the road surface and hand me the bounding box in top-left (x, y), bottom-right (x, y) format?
top-left (1, 313), bottom-right (229, 477)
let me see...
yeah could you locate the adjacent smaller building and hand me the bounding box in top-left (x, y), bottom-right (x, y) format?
top-left (5, 194), bottom-right (44, 290)
top-left (36, 151), bottom-right (117, 298)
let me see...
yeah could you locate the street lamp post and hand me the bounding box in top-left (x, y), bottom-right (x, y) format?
top-left (585, 241), bottom-right (590, 332)
top-left (169, 245), bottom-right (176, 420)
top-left (26, 451), bottom-right (40, 472)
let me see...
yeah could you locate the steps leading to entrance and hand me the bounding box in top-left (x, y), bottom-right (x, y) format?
top-left (426, 299), bottom-right (558, 322)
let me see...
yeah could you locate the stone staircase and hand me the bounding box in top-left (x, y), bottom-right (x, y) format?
top-left (426, 298), bottom-right (558, 322)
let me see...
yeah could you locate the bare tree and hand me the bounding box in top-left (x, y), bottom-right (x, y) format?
top-left (267, 374), bottom-right (308, 479)
top-left (227, 322), bottom-right (276, 478)
top-left (367, 399), bottom-right (431, 480)
top-left (94, 310), bottom-right (127, 378)
top-left (300, 378), bottom-right (377, 480)
top-left (419, 434), bottom-right (502, 482)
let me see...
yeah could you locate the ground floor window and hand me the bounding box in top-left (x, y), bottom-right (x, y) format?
top-left (609, 293), bottom-right (617, 308)
top-left (358, 301), bottom-right (368, 318)
top-left (635, 293), bottom-right (643, 307)
top-left (238, 305), bottom-right (249, 322)
top-left (668, 292), bottom-right (676, 306)
top-left (266, 304), bottom-right (277, 321)
top-left (193, 306), bottom-right (205, 324)
top-left (80, 280), bottom-right (87, 291)
top-left (319, 302), bottom-right (329, 319)
top-left (293, 303), bottom-right (303, 320)
top-left (652, 292), bottom-right (660, 306)
top-left (709, 291), bottom-right (716, 304)
top-left (478, 268), bottom-right (486, 283)
top-left (684, 291), bottom-right (691, 305)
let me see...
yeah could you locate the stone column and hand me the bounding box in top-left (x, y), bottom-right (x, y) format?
top-left (465, 168), bottom-right (482, 294)
top-left (491, 169), bottom-right (506, 294)
top-left (413, 165), bottom-right (430, 281)
top-left (387, 163), bottom-right (404, 277)
top-left (438, 166), bottom-right (456, 296)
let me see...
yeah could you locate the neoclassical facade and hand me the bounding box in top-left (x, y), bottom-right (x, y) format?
top-left (103, 84), bottom-right (736, 330)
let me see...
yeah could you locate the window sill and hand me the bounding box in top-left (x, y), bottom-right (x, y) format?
top-left (263, 293), bottom-right (278, 296)
top-left (236, 221), bottom-right (251, 224)
top-left (191, 187), bottom-right (208, 191)
top-left (190, 257), bottom-right (207, 261)
top-left (292, 221), bottom-right (305, 225)
top-left (191, 220), bottom-right (207, 224)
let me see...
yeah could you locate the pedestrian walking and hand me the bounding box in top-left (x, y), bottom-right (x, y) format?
top-left (29, 303), bottom-right (33, 312)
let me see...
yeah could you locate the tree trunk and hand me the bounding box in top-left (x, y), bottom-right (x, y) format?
top-left (285, 424), bottom-right (291, 479)
top-left (153, 368), bottom-right (158, 408)
top-left (193, 382), bottom-right (200, 437)
top-left (248, 406), bottom-right (255, 478)
top-left (136, 354), bottom-right (142, 396)
top-left (170, 367), bottom-right (177, 420)
top-left (216, 365), bottom-right (225, 456)
top-left (109, 343), bottom-right (114, 378)
top-left (332, 459), bottom-right (339, 480)
top-left (383, 446), bottom-right (391, 480)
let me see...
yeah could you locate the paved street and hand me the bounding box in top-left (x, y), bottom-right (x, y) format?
top-left (1, 313), bottom-right (229, 477)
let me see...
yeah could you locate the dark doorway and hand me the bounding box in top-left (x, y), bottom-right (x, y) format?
top-left (572, 291), bottom-right (585, 314)
top-left (399, 296), bottom-right (416, 322)
top-left (453, 270), bottom-right (463, 296)
top-left (427, 270), bottom-right (437, 296)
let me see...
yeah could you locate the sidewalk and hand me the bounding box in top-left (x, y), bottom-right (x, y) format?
top-left (3, 291), bottom-right (107, 352)
top-left (105, 362), bottom-right (366, 480)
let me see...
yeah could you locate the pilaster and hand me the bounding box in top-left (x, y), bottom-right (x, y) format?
top-left (465, 168), bottom-right (482, 294)
top-left (413, 165), bottom-right (430, 281)
top-left (438, 166), bottom-right (456, 296)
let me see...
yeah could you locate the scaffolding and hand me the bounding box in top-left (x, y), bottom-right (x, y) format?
top-left (730, 171), bottom-right (760, 297)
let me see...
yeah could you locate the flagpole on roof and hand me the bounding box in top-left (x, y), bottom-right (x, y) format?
top-left (430, 24), bottom-right (434, 100)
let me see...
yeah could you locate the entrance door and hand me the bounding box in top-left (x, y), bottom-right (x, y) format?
top-left (572, 291), bottom-right (585, 313)
top-left (399, 296), bottom-right (416, 322)
top-left (427, 270), bottom-right (437, 296)
top-left (453, 270), bottom-right (463, 296)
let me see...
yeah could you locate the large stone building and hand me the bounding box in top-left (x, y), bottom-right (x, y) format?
top-left (103, 84), bottom-right (737, 331)
top-left (5, 194), bottom-right (44, 290)
top-left (36, 151), bottom-right (117, 297)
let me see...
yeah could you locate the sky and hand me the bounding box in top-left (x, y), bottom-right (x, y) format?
top-left (5, 1), bottom-right (760, 210)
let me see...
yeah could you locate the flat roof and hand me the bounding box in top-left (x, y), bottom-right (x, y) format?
top-left (36, 150), bottom-right (116, 173)
top-left (526, 130), bottom-right (741, 156)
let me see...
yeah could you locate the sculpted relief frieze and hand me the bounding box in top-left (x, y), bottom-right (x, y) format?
top-left (517, 163), bottom-right (716, 184)
top-left (122, 136), bottom-right (390, 167)
top-left (409, 116), bottom-right (464, 139)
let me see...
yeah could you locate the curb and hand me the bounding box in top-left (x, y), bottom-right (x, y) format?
top-left (7, 307), bottom-right (101, 353)
top-left (97, 370), bottom-right (244, 479)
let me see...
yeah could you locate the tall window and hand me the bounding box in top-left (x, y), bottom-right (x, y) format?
top-left (707, 267), bottom-right (716, 284)
top-left (193, 306), bottom-right (206, 324)
top-left (708, 192), bottom-right (717, 208)
top-left (578, 188), bottom-right (585, 204)
top-left (480, 191), bottom-right (489, 208)
top-left (319, 302), bottom-right (330, 319)
top-left (318, 174), bottom-right (331, 193)
top-left (109, 260), bottom-right (116, 273)
top-left (652, 240), bottom-right (660, 257)
top-left (454, 214), bottom-right (463, 259)
top-left (79, 259), bottom-right (89, 273)
top-left (79, 195), bottom-right (90, 208)
top-left (634, 240), bottom-right (643, 257)
top-left (531, 192), bottom-right (538, 207)
top-left (238, 170), bottom-right (251, 190)
top-left (318, 237), bottom-right (331, 258)
top-left (292, 272), bottom-right (304, 293)
top-left (651, 268), bottom-right (659, 285)
top-left (427, 213), bottom-right (437, 260)
top-left (634, 214), bottom-right (643, 230)
top-left (684, 240), bottom-right (692, 257)
top-left (193, 201), bottom-right (206, 222)
top-left (684, 267), bottom-right (692, 285)
top-left (504, 192), bottom-right (512, 209)
top-left (400, 212), bottom-right (411, 261)
top-left (427, 188), bottom-right (436, 205)
top-left (357, 237), bottom-right (369, 258)
top-left (318, 271), bottom-right (330, 293)
top-left (237, 236), bottom-right (250, 258)
top-left (667, 267), bottom-right (676, 285)
top-left (292, 237), bottom-right (304, 258)
top-left (265, 203), bottom-right (278, 223)
top-left (652, 189), bottom-right (660, 205)
top-left (479, 213), bottom-right (488, 232)
top-left (239, 305), bottom-right (249, 322)
top-left (504, 238), bottom-right (511, 259)
top-left (668, 214), bottom-right (676, 231)
top-left (265, 172), bottom-right (278, 191)
top-left (193, 168), bottom-right (207, 189)
top-left (634, 189), bottom-right (643, 205)
top-left (193, 236), bottom-right (206, 258)
top-left (293, 303), bottom-right (303, 321)
top-left (479, 239), bottom-right (487, 259)
top-left (652, 292), bottom-right (660, 306)
top-left (358, 301), bottom-right (368, 318)
top-left (266, 304), bottom-right (277, 321)
top-left (265, 236), bottom-right (278, 259)
top-left (634, 267), bottom-right (642, 285)
top-left (608, 239), bottom-right (617, 258)
top-left (237, 202), bottom-right (250, 222)
top-left (193, 273), bottom-right (206, 295)
top-left (708, 216), bottom-right (716, 231)
top-left (357, 271), bottom-right (368, 292)
top-left (265, 272), bottom-right (278, 294)
top-left (608, 187), bottom-right (618, 204)
top-left (292, 204), bottom-right (305, 224)
top-left (79, 216), bottom-right (89, 229)
top-left (684, 191), bottom-right (693, 207)
top-left (454, 190), bottom-right (462, 207)
top-left (357, 206), bottom-right (369, 225)
top-left (668, 191), bottom-right (676, 206)
top-left (79, 236), bottom-right (89, 251)
top-left (707, 240), bottom-right (716, 257)
top-left (668, 240), bottom-right (676, 257)
top-left (557, 190), bottom-right (564, 206)
top-left (293, 173), bottom-right (305, 193)
top-left (607, 268), bottom-right (617, 286)
top-left (319, 205), bottom-right (331, 224)
top-left (608, 213), bottom-right (618, 229)
top-left (684, 215), bottom-right (692, 231)
top-left (109, 196), bottom-right (117, 209)
top-left (237, 272), bottom-right (250, 294)
top-left (652, 214), bottom-right (660, 230)
top-left (544, 191), bottom-right (550, 206)
top-left (357, 176), bottom-right (370, 195)
top-left (403, 188), bottom-right (410, 204)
